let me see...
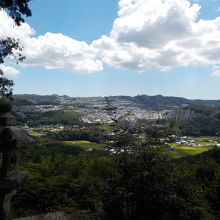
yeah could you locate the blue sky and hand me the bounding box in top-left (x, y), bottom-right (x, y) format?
top-left (2, 0), bottom-right (220, 99)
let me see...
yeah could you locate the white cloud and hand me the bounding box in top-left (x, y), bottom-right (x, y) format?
top-left (92, 0), bottom-right (220, 72)
top-left (111, 0), bottom-right (200, 48)
top-left (1, 0), bottom-right (220, 74)
top-left (0, 10), bottom-right (103, 74)
top-left (212, 69), bottom-right (220, 76)
top-left (0, 64), bottom-right (20, 77)
top-left (22, 33), bottom-right (103, 73)
top-left (0, 9), bottom-right (34, 40)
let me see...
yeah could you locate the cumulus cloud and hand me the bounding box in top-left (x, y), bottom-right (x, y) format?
top-left (111, 0), bottom-right (200, 48)
top-left (1, 0), bottom-right (220, 74)
top-left (0, 9), bottom-right (103, 74)
top-left (91, 0), bottom-right (220, 72)
top-left (212, 69), bottom-right (220, 76)
top-left (0, 64), bottom-right (20, 77)
top-left (22, 33), bottom-right (103, 73)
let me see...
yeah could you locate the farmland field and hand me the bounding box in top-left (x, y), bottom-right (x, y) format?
top-left (63, 140), bottom-right (106, 150)
top-left (169, 146), bottom-right (213, 159)
top-left (29, 131), bottom-right (45, 136)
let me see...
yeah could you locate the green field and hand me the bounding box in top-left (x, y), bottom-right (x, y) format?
top-left (169, 146), bottom-right (213, 159)
top-left (63, 140), bottom-right (106, 150)
top-left (195, 141), bottom-right (218, 145)
top-left (29, 131), bottom-right (45, 136)
top-left (188, 136), bottom-right (220, 141)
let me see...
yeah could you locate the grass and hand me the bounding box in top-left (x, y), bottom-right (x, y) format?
top-left (188, 136), bottom-right (220, 141)
top-left (63, 141), bottom-right (106, 150)
top-left (195, 141), bottom-right (218, 145)
top-left (169, 146), bottom-right (213, 159)
top-left (29, 132), bottom-right (45, 136)
top-left (41, 128), bottom-right (56, 132)
top-left (168, 136), bottom-right (220, 158)
top-left (29, 127), bottom-right (53, 135)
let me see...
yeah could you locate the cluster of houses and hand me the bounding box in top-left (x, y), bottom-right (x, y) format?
top-left (82, 106), bottom-right (165, 124)
top-left (172, 136), bottom-right (220, 147)
top-left (14, 105), bottom-right (62, 113)
top-left (23, 124), bottom-right (65, 136)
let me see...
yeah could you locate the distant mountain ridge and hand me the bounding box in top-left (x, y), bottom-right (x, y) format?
top-left (13, 94), bottom-right (220, 110)
top-left (130, 95), bottom-right (220, 110)
top-left (13, 94), bottom-right (74, 106)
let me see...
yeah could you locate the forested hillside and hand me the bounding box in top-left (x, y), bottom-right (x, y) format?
top-left (13, 139), bottom-right (220, 220)
top-left (13, 94), bottom-right (220, 110)
top-left (179, 105), bottom-right (220, 136)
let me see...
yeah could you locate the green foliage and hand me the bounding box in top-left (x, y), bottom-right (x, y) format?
top-left (23, 111), bottom-right (82, 127)
top-left (14, 139), bottom-right (111, 217)
top-left (13, 137), bottom-right (220, 219)
top-left (113, 132), bottom-right (135, 147)
top-left (14, 94), bottom-right (61, 105)
top-left (13, 94), bottom-right (89, 106)
top-left (13, 98), bottom-right (34, 106)
top-left (63, 141), bottom-right (105, 151)
top-left (103, 97), bottom-right (118, 124)
top-left (103, 98), bottom-right (137, 148)
top-left (169, 146), bottom-right (213, 159)
top-left (133, 95), bottom-right (220, 110)
top-left (104, 147), bottom-right (213, 220)
top-left (47, 127), bottom-right (106, 143)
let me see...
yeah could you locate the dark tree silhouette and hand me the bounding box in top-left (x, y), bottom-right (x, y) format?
top-left (0, 0), bottom-right (32, 97)
top-left (0, 0), bottom-right (31, 25)
top-left (0, 70), bottom-right (14, 98)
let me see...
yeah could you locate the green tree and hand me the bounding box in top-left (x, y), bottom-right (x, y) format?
top-left (103, 97), bottom-right (135, 148)
top-left (104, 147), bottom-right (212, 220)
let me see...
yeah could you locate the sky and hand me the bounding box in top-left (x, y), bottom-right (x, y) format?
top-left (1, 0), bottom-right (220, 99)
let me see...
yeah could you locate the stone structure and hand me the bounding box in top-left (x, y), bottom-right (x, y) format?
top-left (0, 97), bottom-right (34, 220)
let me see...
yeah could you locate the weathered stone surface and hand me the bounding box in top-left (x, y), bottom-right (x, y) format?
top-left (0, 189), bottom-right (16, 220)
top-left (0, 113), bottom-right (16, 126)
top-left (0, 171), bottom-right (28, 190)
top-left (0, 98), bottom-right (12, 113)
top-left (0, 97), bottom-right (31, 220)
top-left (14, 211), bottom-right (105, 220)
top-left (15, 212), bottom-right (69, 220)
top-left (0, 126), bottom-right (35, 148)
top-left (0, 98), bottom-right (16, 126)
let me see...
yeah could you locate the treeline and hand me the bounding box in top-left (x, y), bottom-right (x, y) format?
top-left (13, 94), bottom-right (60, 105)
top-left (13, 94), bottom-right (220, 110)
top-left (13, 139), bottom-right (110, 217)
top-left (12, 137), bottom-right (220, 219)
top-left (14, 110), bottom-right (83, 127)
top-left (47, 127), bottom-right (106, 144)
top-left (132, 95), bottom-right (220, 110)
top-left (46, 125), bottom-right (138, 147)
